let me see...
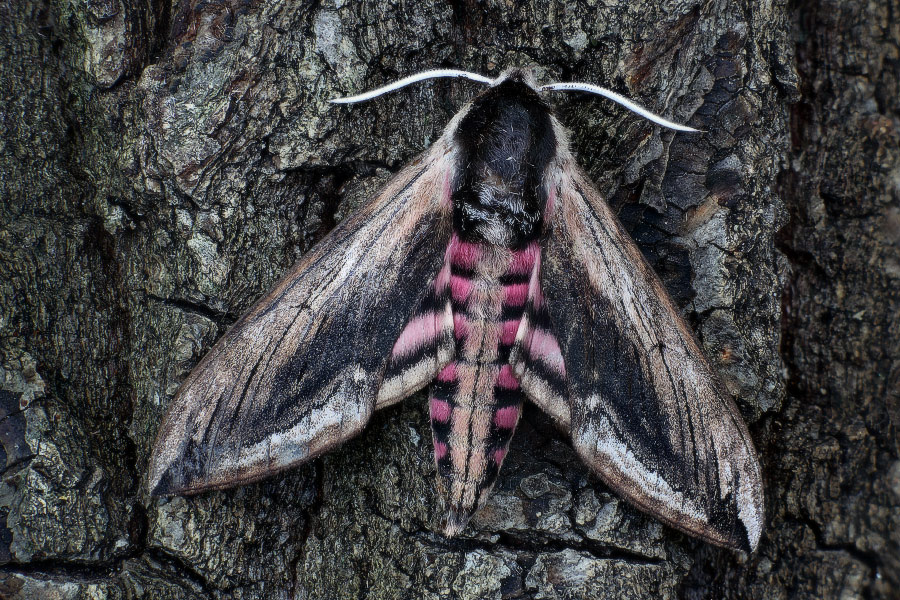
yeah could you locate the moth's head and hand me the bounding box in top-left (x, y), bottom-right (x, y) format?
top-left (458, 68), bottom-right (551, 131)
top-left (330, 68), bottom-right (699, 133)
top-left (463, 67), bottom-right (546, 110)
top-left (491, 67), bottom-right (541, 90)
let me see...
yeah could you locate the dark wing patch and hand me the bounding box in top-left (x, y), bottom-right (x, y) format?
top-left (148, 150), bottom-right (454, 496)
top-left (540, 164), bottom-right (764, 552)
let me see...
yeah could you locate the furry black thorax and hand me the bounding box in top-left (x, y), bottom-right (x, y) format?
top-left (452, 78), bottom-right (557, 249)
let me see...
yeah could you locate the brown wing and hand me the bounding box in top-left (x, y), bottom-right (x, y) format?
top-left (537, 161), bottom-right (764, 552)
top-left (147, 145), bottom-right (455, 496)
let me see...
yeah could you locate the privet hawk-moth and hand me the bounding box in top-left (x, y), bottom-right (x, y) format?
top-left (147, 68), bottom-right (765, 552)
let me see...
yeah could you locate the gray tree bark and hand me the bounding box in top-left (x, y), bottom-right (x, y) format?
top-left (0, 0), bottom-right (896, 598)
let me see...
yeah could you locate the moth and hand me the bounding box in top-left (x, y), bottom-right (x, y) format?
top-left (147, 68), bottom-right (764, 552)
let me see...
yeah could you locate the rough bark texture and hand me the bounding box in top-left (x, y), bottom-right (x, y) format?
top-left (0, 0), bottom-right (896, 598)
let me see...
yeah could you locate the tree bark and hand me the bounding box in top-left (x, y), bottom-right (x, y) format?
top-left (0, 0), bottom-right (896, 598)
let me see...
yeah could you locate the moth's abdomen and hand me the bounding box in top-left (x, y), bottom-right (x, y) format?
top-left (430, 236), bottom-right (538, 534)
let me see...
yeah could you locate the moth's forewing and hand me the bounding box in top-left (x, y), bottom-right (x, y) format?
top-left (533, 150), bottom-right (764, 552)
top-left (147, 145), bottom-right (455, 496)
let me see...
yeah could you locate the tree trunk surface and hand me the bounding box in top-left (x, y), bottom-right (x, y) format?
top-left (0, 0), bottom-right (897, 598)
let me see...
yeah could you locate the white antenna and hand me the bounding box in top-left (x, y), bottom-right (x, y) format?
top-left (541, 82), bottom-right (700, 133)
top-left (330, 69), bottom-right (494, 104)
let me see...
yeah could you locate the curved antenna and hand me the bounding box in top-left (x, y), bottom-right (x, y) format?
top-left (330, 69), bottom-right (494, 104)
top-left (541, 82), bottom-right (700, 133)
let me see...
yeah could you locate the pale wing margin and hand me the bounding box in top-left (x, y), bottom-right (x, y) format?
top-left (147, 144), bottom-right (455, 496)
top-left (539, 160), bottom-right (764, 552)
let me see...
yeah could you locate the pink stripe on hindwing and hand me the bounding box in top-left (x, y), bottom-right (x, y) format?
top-left (390, 312), bottom-right (443, 358)
top-left (388, 239), bottom-right (455, 362)
top-left (526, 326), bottom-right (566, 376)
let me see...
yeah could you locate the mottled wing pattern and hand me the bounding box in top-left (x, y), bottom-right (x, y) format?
top-left (148, 147), bottom-right (455, 496)
top-left (538, 162), bottom-right (765, 552)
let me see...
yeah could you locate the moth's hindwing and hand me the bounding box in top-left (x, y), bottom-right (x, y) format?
top-left (377, 248), bottom-right (455, 409)
top-left (536, 159), bottom-right (765, 552)
top-left (509, 247), bottom-right (570, 427)
top-left (147, 146), bottom-right (455, 496)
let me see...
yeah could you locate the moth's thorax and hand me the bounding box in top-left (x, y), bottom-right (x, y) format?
top-left (452, 79), bottom-right (557, 248)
